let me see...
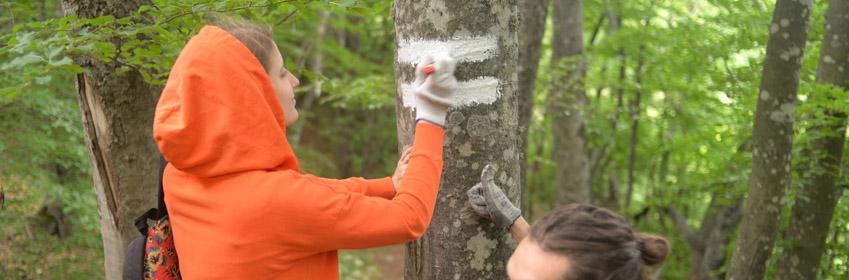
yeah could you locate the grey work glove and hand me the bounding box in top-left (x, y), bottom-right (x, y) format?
top-left (413, 53), bottom-right (457, 127)
top-left (466, 164), bottom-right (521, 229)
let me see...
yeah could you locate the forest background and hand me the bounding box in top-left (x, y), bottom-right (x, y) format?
top-left (0, 0), bottom-right (847, 279)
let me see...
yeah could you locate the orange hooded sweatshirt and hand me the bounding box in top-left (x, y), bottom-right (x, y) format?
top-left (152, 26), bottom-right (444, 279)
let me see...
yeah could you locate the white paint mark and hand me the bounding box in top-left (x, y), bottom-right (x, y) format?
top-left (402, 76), bottom-right (501, 108)
top-left (397, 36), bottom-right (498, 64)
top-left (789, 46), bottom-right (801, 56)
top-left (769, 103), bottom-right (796, 123)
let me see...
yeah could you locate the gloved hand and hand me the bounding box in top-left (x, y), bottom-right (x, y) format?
top-left (467, 164), bottom-right (521, 229)
top-left (413, 53), bottom-right (457, 127)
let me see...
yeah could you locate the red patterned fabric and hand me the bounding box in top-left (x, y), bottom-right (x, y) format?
top-left (144, 215), bottom-right (181, 280)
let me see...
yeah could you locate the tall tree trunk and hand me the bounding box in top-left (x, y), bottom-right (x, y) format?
top-left (726, 0), bottom-right (812, 279)
top-left (775, 1), bottom-right (849, 279)
top-left (625, 43), bottom-right (645, 209)
top-left (394, 1), bottom-right (520, 279)
top-left (605, 9), bottom-right (625, 211)
top-left (550, 0), bottom-right (590, 204)
top-left (517, 0), bottom-right (549, 215)
top-left (61, 1), bottom-right (159, 279)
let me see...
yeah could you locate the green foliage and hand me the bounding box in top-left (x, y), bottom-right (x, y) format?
top-left (339, 250), bottom-right (382, 279)
top-left (526, 0), bottom-right (847, 278)
top-left (1, 0), bottom-right (398, 278)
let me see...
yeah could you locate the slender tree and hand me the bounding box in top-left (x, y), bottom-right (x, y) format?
top-left (393, 1), bottom-right (520, 279)
top-left (726, 0), bottom-right (813, 279)
top-left (776, 1), bottom-right (849, 279)
top-left (517, 0), bottom-right (549, 213)
top-left (550, 0), bottom-right (591, 204)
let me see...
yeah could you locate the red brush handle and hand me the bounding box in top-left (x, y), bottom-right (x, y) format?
top-left (422, 64), bottom-right (435, 75)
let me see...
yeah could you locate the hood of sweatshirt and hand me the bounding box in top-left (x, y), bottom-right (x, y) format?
top-left (153, 25), bottom-right (299, 177)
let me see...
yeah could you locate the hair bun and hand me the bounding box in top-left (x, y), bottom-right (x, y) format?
top-left (636, 233), bottom-right (670, 266)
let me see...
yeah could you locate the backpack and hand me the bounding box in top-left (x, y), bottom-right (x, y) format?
top-left (123, 157), bottom-right (181, 280)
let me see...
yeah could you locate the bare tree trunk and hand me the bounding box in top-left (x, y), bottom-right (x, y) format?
top-left (550, 0), bottom-right (590, 205)
top-left (394, 1), bottom-right (520, 279)
top-left (61, 1), bottom-right (159, 279)
top-left (775, 1), bottom-right (849, 279)
top-left (606, 9), bottom-right (625, 211)
top-left (517, 0), bottom-right (549, 215)
top-left (625, 43), bottom-right (645, 209)
top-left (726, 1), bottom-right (813, 279)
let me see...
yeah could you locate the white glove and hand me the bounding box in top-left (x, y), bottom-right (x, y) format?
top-left (413, 53), bottom-right (457, 127)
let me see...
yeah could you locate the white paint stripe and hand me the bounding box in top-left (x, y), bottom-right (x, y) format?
top-left (402, 77), bottom-right (501, 109)
top-left (397, 36), bottom-right (498, 64)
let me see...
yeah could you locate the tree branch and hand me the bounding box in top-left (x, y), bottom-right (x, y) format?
top-left (668, 205), bottom-right (699, 248)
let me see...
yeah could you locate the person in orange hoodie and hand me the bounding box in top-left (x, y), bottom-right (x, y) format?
top-left (152, 18), bottom-right (457, 279)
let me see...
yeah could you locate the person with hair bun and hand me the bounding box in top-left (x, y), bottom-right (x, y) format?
top-left (467, 165), bottom-right (670, 280)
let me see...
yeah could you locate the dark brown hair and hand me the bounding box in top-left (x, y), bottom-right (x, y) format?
top-left (529, 204), bottom-right (670, 280)
top-left (209, 15), bottom-right (276, 73)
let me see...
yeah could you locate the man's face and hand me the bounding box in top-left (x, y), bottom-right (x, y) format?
top-left (507, 238), bottom-right (571, 280)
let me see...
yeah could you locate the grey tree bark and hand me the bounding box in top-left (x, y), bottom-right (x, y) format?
top-left (61, 1), bottom-right (159, 279)
top-left (393, 1), bottom-right (520, 279)
top-left (775, 1), bottom-right (849, 279)
top-left (549, 0), bottom-right (591, 204)
top-left (726, 0), bottom-right (813, 279)
top-left (517, 0), bottom-right (549, 214)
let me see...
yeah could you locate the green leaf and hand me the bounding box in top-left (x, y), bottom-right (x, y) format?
top-left (1, 53), bottom-right (43, 70)
top-left (85, 15), bottom-right (115, 26)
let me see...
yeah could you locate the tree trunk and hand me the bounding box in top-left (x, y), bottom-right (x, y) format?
top-left (625, 43), bottom-right (645, 209)
top-left (726, 0), bottom-right (812, 279)
top-left (517, 0), bottom-right (549, 215)
top-left (61, 1), bottom-right (160, 279)
top-left (550, 0), bottom-right (590, 205)
top-left (606, 9), bottom-right (625, 211)
top-left (775, 0), bottom-right (849, 279)
top-left (393, 1), bottom-right (520, 279)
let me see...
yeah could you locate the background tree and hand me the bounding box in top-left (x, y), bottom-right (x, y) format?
top-left (517, 0), bottom-right (549, 214)
top-left (727, 0), bottom-right (813, 279)
top-left (393, 0), bottom-right (521, 279)
top-left (60, 1), bottom-right (160, 278)
top-left (549, 0), bottom-right (591, 204)
top-left (775, 0), bottom-right (849, 279)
